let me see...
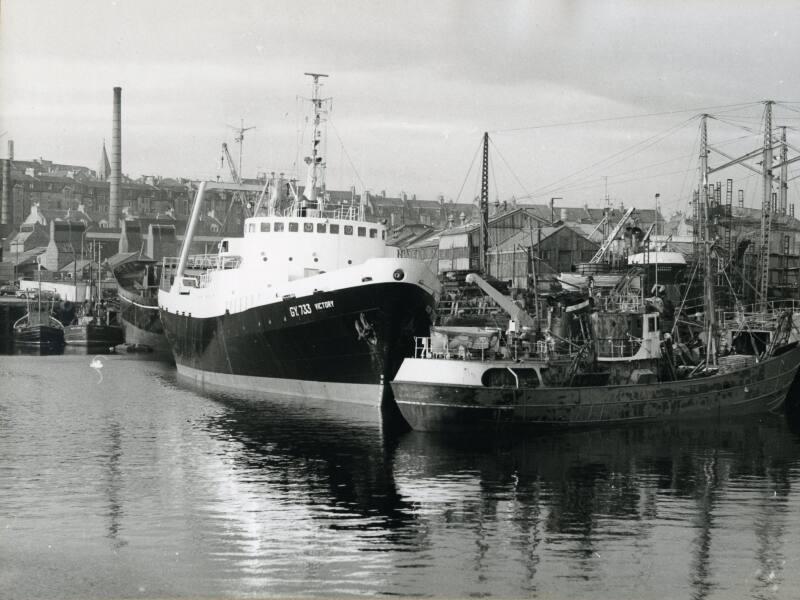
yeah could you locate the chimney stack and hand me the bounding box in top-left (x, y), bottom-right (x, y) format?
top-left (109, 87), bottom-right (122, 228)
top-left (1, 140), bottom-right (12, 226)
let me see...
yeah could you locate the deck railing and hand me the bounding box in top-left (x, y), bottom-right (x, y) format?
top-left (412, 335), bottom-right (578, 361)
top-left (185, 254), bottom-right (242, 270)
top-left (595, 337), bottom-right (642, 358)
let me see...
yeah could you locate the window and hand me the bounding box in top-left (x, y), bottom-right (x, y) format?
top-left (261, 222), bottom-right (271, 232)
top-left (248, 223), bottom-right (255, 233)
top-left (330, 224), bottom-right (340, 234)
top-left (344, 225), bottom-right (353, 235)
top-left (316, 223), bottom-right (327, 233)
top-left (304, 222), bottom-right (314, 233)
top-left (369, 228), bottom-right (377, 238)
top-left (381, 231), bottom-right (386, 240)
top-left (274, 222), bottom-right (284, 232)
top-left (358, 227), bottom-right (366, 237)
top-left (289, 222), bottom-right (299, 232)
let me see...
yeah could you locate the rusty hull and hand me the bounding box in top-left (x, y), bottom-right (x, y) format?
top-left (393, 344), bottom-right (800, 432)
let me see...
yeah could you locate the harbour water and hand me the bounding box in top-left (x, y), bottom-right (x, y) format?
top-left (3, 352), bottom-right (800, 599)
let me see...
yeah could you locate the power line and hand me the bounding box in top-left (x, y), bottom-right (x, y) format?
top-left (529, 115), bottom-right (698, 199)
top-left (491, 101), bottom-right (760, 134)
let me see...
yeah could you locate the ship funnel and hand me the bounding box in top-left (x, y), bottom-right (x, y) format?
top-left (109, 87), bottom-right (122, 228)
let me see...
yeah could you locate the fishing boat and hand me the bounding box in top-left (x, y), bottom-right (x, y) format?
top-left (391, 293), bottom-right (800, 431)
top-left (391, 129), bottom-right (800, 432)
top-left (158, 74), bottom-right (440, 407)
top-left (112, 257), bottom-right (170, 353)
top-left (63, 315), bottom-right (124, 347)
top-left (64, 255), bottom-right (124, 347)
top-left (13, 295), bottom-right (65, 349)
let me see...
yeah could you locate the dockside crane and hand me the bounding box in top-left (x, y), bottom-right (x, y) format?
top-left (220, 142), bottom-right (241, 184)
top-left (589, 206), bottom-right (636, 264)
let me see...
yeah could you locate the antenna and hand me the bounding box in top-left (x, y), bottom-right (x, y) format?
top-left (227, 118), bottom-right (256, 179)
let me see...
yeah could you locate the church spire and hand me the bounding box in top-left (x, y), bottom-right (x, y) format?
top-left (98, 139), bottom-right (111, 181)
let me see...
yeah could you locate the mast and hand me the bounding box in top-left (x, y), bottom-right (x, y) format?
top-left (758, 101), bottom-right (774, 310)
top-left (699, 114), bottom-right (717, 366)
top-left (780, 126), bottom-right (788, 215)
top-left (228, 119), bottom-right (255, 179)
top-left (479, 131), bottom-right (489, 273)
top-left (303, 72), bottom-right (330, 214)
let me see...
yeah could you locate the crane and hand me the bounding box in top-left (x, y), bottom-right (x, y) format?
top-left (220, 143), bottom-right (241, 184)
top-left (225, 118), bottom-right (256, 178)
top-left (589, 206), bottom-right (636, 264)
top-left (465, 272), bottom-right (537, 331)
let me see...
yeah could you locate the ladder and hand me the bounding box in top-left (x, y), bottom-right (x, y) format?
top-left (589, 206), bottom-right (636, 264)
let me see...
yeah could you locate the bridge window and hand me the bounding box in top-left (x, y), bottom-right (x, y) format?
top-left (317, 223), bottom-right (326, 233)
top-left (358, 227), bottom-right (366, 237)
top-left (261, 222), bottom-right (271, 232)
top-left (304, 223), bottom-right (314, 233)
top-left (369, 228), bottom-right (377, 238)
top-left (330, 224), bottom-right (340, 234)
top-left (274, 222), bottom-right (284, 232)
top-left (344, 225), bottom-right (353, 235)
top-left (382, 231), bottom-right (386, 240)
top-left (247, 223), bottom-right (255, 232)
top-left (289, 222), bottom-right (299, 232)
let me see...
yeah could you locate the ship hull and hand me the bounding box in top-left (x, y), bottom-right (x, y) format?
top-left (119, 313), bottom-right (170, 353)
top-left (161, 281), bottom-right (435, 407)
top-left (114, 260), bottom-right (171, 354)
top-left (64, 323), bottom-right (125, 347)
top-left (392, 344), bottom-right (800, 431)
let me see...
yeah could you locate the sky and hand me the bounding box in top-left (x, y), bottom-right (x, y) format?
top-left (2, 0), bottom-right (800, 218)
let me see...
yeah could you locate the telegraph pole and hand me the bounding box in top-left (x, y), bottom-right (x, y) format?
top-left (479, 132), bottom-right (489, 273)
top-left (758, 101), bottom-right (774, 310)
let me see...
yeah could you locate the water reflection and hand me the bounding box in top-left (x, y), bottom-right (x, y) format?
top-left (5, 348), bottom-right (800, 598)
top-left (393, 416), bottom-right (800, 598)
top-left (202, 394), bottom-right (418, 535)
top-left (11, 343), bottom-right (65, 356)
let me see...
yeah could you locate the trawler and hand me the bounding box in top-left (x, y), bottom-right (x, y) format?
top-left (158, 74), bottom-right (439, 406)
top-left (391, 279), bottom-right (800, 431)
top-left (391, 126), bottom-right (800, 432)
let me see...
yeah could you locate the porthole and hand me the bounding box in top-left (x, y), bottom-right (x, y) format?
top-left (289, 257), bottom-right (293, 261)
top-left (314, 257), bottom-right (319, 262)
top-left (347, 259), bottom-right (352, 265)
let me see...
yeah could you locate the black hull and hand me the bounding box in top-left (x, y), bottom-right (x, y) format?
top-left (113, 259), bottom-right (169, 352)
top-left (14, 324), bottom-right (65, 349)
top-left (64, 324), bottom-right (125, 347)
top-left (160, 282), bottom-right (435, 406)
top-left (117, 290), bottom-right (170, 352)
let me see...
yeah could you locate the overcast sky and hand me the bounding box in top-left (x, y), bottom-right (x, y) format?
top-left (2, 0), bottom-right (800, 217)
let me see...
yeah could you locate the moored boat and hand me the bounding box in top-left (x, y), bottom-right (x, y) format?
top-left (392, 305), bottom-right (800, 432)
top-left (63, 316), bottom-right (124, 347)
top-left (112, 257), bottom-right (171, 354)
top-left (13, 297), bottom-right (65, 349)
top-left (158, 74), bottom-right (440, 407)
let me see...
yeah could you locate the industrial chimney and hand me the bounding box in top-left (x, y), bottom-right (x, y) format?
top-left (109, 86), bottom-right (122, 228)
top-left (1, 140), bottom-right (13, 226)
